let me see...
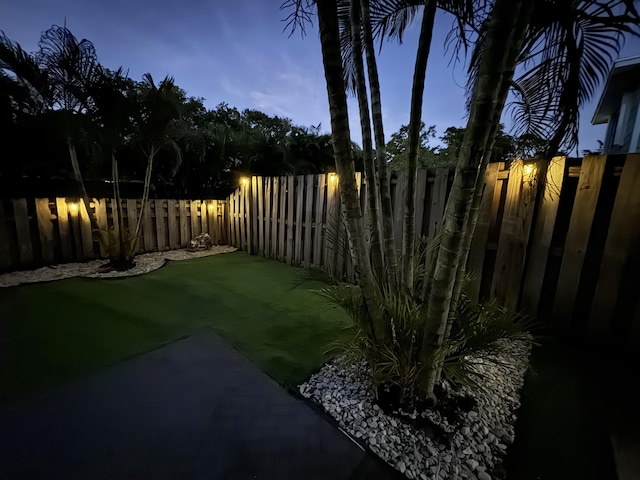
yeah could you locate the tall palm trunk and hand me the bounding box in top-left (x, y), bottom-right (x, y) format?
top-left (111, 153), bottom-right (127, 264)
top-left (443, 28), bottom-right (524, 341)
top-left (361, 0), bottom-right (398, 289)
top-left (316, 0), bottom-right (386, 338)
top-left (134, 148), bottom-right (157, 241)
top-left (420, 0), bottom-right (534, 401)
top-left (67, 140), bottom-right (100, 234)
top-left (350, 0), bottom-right (385, 282)
top-left (402, 0), bottom-right (437, 290)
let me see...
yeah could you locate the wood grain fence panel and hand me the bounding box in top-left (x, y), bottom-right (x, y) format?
top-left (303, 175), bottom-right (314, 266)
top-left (323, 174), bottom-right (338, 273)
top-left (239, 188), bottom-right (246, 251)
top-left (155, 200), bottom-right (167, 251)
top-left (126, 199), bottom-right (142, 253)
top-left (77, 200), bottom-right (94, 259)
top-left (286, 176), bottom-right (295, 264)
top-left (222, 199), bottom-right (229, 245)
top-left (252, 178), bottom-right (259, 254)
top-left (12, 199), bottom-right (33, 266)
top-left (588, 154), bottom-right (640, 340)
top-left (491, 160), bottom-right (539, 310)
top-left (200, 200), bottom-right (208, 237)
top-left (429, 168), bottom-right (448, 238)
top-left (415, 169), bottom-right (428, 237)
top-left (257, 177), bottom-right (265, 255)
top-left (521, 157), bottom-right (566, 313)
top-left (229, 192), bottom-right (240, 248)
top-left (35, 198), bottom-right (55, 264)
top-left (264, 178), bottom-right (272, 257)
top-left (167, 200), bottom-right (179, 248)
top-left (552, 155), bottom-right (606, 330)
top-left (278, 177), bottom-right (287, 260)
top-left (270, 179), bottom-right (279, 259)
top-left (314, 174), bottom-right (326, 266)
top-left (55, 198), bottom-right (73, 261)
top-left (95, 199), bottom-right (108, 257)
top-left (294, 176), bottom-right (304, 264)
top-left (179, 200), bottom-right (189, 247)
top-left (467, 163), bottom-right (502, 301)
top-left (142, 199), bottom-right (154, 251)
top-left (190, 200), bottom-right (200, 239)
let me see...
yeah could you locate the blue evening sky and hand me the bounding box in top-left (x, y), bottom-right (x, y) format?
top-left (4, 0), bottom-right (640, 153)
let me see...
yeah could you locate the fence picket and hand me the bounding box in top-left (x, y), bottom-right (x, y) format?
top-left (286, 176), bottom-right (295, 264)
top-left (35, 199), bottom-right (55, 264)
top-left (303, 175), bottom-right (314, 266)
top-left (55, 198), bottom-right (73, 261)
top-left (552, 155), bottom-right (606, 330)
top-left (313, 174), bottom-right (326, 266)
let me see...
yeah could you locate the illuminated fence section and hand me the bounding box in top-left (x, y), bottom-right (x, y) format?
top-left (0, 198), bottom-right (227, 270)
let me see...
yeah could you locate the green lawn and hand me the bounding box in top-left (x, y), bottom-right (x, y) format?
top-left (0, 251), bottom-right (349, 403)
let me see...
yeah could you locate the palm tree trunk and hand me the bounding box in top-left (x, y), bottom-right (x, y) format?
top-left (67, 140), bottom-right (100, 234)
top-left (420, 0), bottom-right (534, 401)
top-left (350, 0), bottom-right (384, 282)
top-left (317, 0), bottom-right (386, 338)
top-left (402, 0), bottom-right (437, 290)
top-left (111, 153), bottom-right (126, 263)
top-left (360, 0), bottom-right (398, 289)
top-left (134, 148), bottom-right (156, 240)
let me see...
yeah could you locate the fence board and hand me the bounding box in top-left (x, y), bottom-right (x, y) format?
top-left (78, 201), bottom-right (93, 259)
top-left (178, 200), bottom-right (189, 246)
top-left (251, 178), bottom-right (259, 254)
top-left (491, 160), bottom-right (539, 310)
top-left (142, 200), bottom-right (154, 251)
top-left (12, 199), bottom-right (33, 265)
top-left (35, 198), bottom-right (55, 264)
top-left (552, 155), bottom-right (606, 330)
top-left (588, 154), bottom-right (640, 339)
top-left (286, 176), bottom-right (295, 264)
top-left (190, 200), bottom-right (200, 239)
top-left (257, 177), bottom-right (265, 255)
top-left (240, 188), bottom-right (247, 251)
top-left (429, 168), bottom-right (448, 238)
top-left (467, 163), bottom-right (502, 300)
top-left (263, 178), bottom-right (271, 256)
top-left (155, 200), bottom-right (167, 251)
top-left (415, 169), bottom-right (428, 237)
top-left (303, 175), bottom-right (314, 266)
top-left (323, 174), bottom-right (338, 272)
top-left (314, 174), bottom-right (326, 266)
top-left (126, 199), bottom-right (142, 253)
top-left (200, 201), bottom-right (208, 238)
top-left (95, 199), bottom-right (108, 257)
top-left (166, 200), bottom-right (178, 248)
top-left (270, 178), bottom-right (279, 259)
top-left (229, 193), bottom-right (236, 247)
top-left (521, 157), bottom-right (566, 313)
top-left (278, 177), bottom-right (287, 260)
top-left (294, 176), bottom-right (304, 265)
top-left (55, 198), bottom-right (73, 261)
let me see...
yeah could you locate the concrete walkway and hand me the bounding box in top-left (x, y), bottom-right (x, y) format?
top-left (0, 331), bottom-right (401, 479)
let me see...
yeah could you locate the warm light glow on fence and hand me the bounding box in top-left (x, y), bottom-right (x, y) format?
top-left (208, 203), bottom-right (215, 211)
top-left (69, 203), bottom-right (79, 213)
top-left (241, 177), bottom-right (249, 186)
top-left (328, 172), bottom-right (338, 183)
top-left (523, 164), bottom-right (535, 177)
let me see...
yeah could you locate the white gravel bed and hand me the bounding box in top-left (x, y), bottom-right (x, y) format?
top-left (0, 245), bottom-right (237, 287)
top-left (299, 340), bottom-right (531, 480)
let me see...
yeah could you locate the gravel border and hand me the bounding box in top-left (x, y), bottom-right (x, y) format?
top-left (299, 340), bottom-right (531, 480)
top-left (0, 246), bottom-right (237, 287)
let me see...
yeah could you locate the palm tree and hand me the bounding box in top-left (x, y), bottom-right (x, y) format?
top-left (315, 0), bottom-right (388, 339)
top-left (131, 73), bottom-right (183, 241)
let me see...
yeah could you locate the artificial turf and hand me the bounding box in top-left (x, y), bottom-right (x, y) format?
top-left (0, 251), bottom-right (350, 403)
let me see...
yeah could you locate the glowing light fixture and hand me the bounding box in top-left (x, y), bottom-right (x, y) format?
top-left (69, 203), bottom-right (79, 213)
top-left (241, 177), bottom-right (249, 187)
top-left (208, 203), bottom-right (215, 211)
top-left (328, 172), bottom-right (338, 183)
top-left (523, 164), bottom-right (535, 176)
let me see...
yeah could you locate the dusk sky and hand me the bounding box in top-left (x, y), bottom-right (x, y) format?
top-left (4, 0), bottom-right (640, 153)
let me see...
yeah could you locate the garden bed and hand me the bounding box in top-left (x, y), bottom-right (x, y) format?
top-left (299, 340), bottom-right (531, 480)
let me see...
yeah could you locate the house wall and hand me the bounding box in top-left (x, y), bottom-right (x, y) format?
top-left (605, 87), bottom-right (640, 154)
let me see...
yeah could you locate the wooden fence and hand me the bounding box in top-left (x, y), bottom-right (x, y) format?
top-left (0, 198), bottom-right (227, 270)
top-left (227, 156), bottom-right (640, 355)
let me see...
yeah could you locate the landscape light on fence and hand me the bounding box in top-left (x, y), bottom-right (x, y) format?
top-left (69, 203), bottom-right (79, 213)
top-left (208, 203), bottom-right (215, 211)
top-left (328, 173), bottom-right (338, 183)
top-left (523, 164), bottom-right (536, 177)
top-left (241, 177), bottom-right (249, 186)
